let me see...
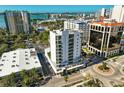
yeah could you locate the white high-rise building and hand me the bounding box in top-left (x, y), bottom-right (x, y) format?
top-left (111, 5), bottom-right (124, 22)
top-left (64, 20), bottom-right (84, 30)
top-left (48, 30), bottom-right (83, 74)
top-left (64, 20), bottom-right (89, 45)
top-left (95, 8), bottom-right (106, 18)
top-left (100, 8), bottom-right (106, 17)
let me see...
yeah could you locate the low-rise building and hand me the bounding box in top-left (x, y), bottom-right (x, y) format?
top-left (0, 48), bottom-right (42, 77)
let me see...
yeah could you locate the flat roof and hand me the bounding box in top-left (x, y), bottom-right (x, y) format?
top-left (51, 29), bottom-right (81, 35)
top-left (65, 19), bottom-right (86, 24)
top-left (0, 48), bottom-right (41, 77)
top-left (92, 22), bottom-right (124, 26)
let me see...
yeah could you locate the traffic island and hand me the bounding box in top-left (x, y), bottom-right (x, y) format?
top-left (120, 65), bottom-right (124, 75)
top-left (93, 63), bottom-right (115, 76)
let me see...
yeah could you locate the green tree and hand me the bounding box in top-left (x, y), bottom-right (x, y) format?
top-left (102, 62), bottom-right (107, 70)
top-left (0, 44), bottom-right (8, 56)
top-left (64, 76), bottom-right (69, 84)
top-left (2, 73), bottom-right (16, 87)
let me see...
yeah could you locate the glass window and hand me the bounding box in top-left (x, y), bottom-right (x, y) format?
top-left (16, 64), bottom-right (19, 67)
top-left (96, 26), bottom-right (98, 30)
top-left (108, 27), bottom-right (110, 31)
top-left (13, 56), bottom-right (16, 58)
top-left (111, 27), bottom-right (114, 32)
top-left (12, 60), bottom-right (16, 62)
top-left (11, 65), bottom-right (15, 68)
top-left (2, 59), bottom-right (5, 61)
top-left (26, 62), bottom-right (29, 64)
top-left (13, 53), bottom-right (16, 55)
top-left (105, 27), bottom-right (107, 31)
top-left (25, 58), bottom-right (29, 60)
top-left (0, 64), bottom-right (3, 66)
top-left (91, 25), bottom-right (93, 29)
top-left (93, 25), bottom-right (95, 29)
top-left (101, 27), bottom-right (104, 31)
top-left (35, 61), bottom-right (38, 63)
top-left (99, 26), bottom-right (101, 30)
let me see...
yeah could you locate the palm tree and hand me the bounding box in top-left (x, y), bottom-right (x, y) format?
top-left (20, 70), bottom-right (30, 86)
top-left (2, 73), bottom-right (16, 87)
top-left (102, 62), bottom-right (108, 70)
top-left (64, 76), bottom-right (69, 86)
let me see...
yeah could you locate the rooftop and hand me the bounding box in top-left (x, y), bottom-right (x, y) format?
top-left (0, 48), bottom-right (41, 77)
top-left (92, 21), bottom-right (124, 26)
top-left (91, 17), bottom-right (124, 26)
top-left (65, 19), bottom-right (86, 24)
top-left (51, 29), bottom-right (81, 35)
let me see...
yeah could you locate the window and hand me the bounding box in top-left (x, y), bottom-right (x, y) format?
top-left (96, 26), bottom-right (98, 30)
top-left (26, 62), bottom-right (29, 65)
top-left (25, 51), bottom-right (28, 53)
top-left (0, 64), bottom-right (3, 66)
top-left (25, 58), bottom-right (29, 60)
top-left (119, 26), bottom-right (121, 31)
top-left (99, 26), bottom-right (101, 30)
top-left (105, 27), bottom-right (107, 31)
top-left (2, 59), bottom-right (5, 61)
top-left (93, 25), bottom-right (95, 29)
top-left (13, 56), bottom-right (16, 58)
top-left (25, 55), bottom-right (28, 56)
top-left (107, 27), bottom-right (110, 31)
top-left (12, 60), bottom-right (16, 63)
top-left (3, 55), bottom-right (6, 58)
top-left (122, 26), bottom-right (124, 31)
top-left (111, 27), bottom-right (114, 32)
top-left (11, 65), bottom-right (15, 68)
top-left (16, 64), bottom-right (19, 67)
top-left (13, 53), bottom-right (16, 55)
top-left (91, 25), bottom-right (93, 29)
top-left (101, 27), bottom-right (104, 31)
top-left (35, 61), bottom-right (38, 63)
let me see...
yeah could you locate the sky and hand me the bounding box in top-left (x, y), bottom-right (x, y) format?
top-left (0, 5), bottom-right (113, 13)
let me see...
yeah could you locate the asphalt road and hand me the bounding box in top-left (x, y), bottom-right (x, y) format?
top-left (27, 41), bottom-right (54, 78)
top-left (37, 53), bottom-right (52, 77)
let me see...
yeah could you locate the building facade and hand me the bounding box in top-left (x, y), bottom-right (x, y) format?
top-left (95, 8), bottom-right (106, 18)
top-left (111, 5), bottom-right (124, 22)
top-left (4, 11), bottom-right (31, 34)
top-left (88, 19), bottom-right (124, 57)
top-left (64, 20), bottom-right (89, 45)
top-left (0, 48), bottom-right (42, 77)
top-left (49, 30), bottom-right (82, 73)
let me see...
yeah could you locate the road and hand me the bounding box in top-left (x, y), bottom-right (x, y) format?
top-left (26, 41), bottom-right (54, 78)
top-left (26, 41), bottom-right (124, 87)
top-left (42, 66), bottom-right (92, 87)
top-left (42, 72), bottom-right (85, 87)
top-left (37, 53), bottom-right (52, 77)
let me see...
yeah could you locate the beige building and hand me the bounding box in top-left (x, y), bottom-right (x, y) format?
top-left (88, 18), bottom-right (124, 57)
top-left (4, 11), bottom-right (31, 34)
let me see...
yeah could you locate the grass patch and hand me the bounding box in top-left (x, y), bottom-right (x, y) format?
top-left (98, 65), bottom-right (110, 72)
top-left (78, 79), bottom-right (103, 87)
top-left (48, 52), bottom-right (51, 58)
top-left (122, 67), bottom-right (124, 72)
top-left (82, 48), bottom-right (93, 55)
